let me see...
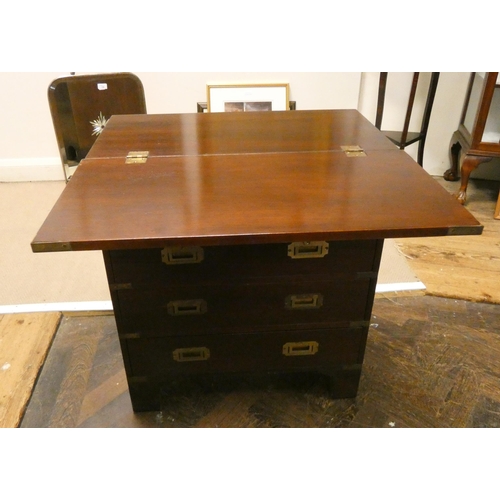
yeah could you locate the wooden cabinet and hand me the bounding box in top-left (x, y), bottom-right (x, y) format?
top-left (444, 72), bottom-right (500, 218)
top-left (31, 110), bottom-right (483, 412)
top-left (104, 240), bottom-right (382, 410)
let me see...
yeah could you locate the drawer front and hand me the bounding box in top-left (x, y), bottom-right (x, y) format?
top-left (114, 279), bottom-right (372, 335)
top-left (125, 327), bottom-right (366, 377)
top-left (106, 240), bottom-right (381, 285)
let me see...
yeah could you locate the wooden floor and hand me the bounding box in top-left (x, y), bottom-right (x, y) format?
top-left (18, 176), bottom-right (500, 428)
top-left (396, 177), bottom-right (500, 304)
top-left (20, 295), bottom-right (500, 428)
top-left (0, 312), bottom-right (61, 428)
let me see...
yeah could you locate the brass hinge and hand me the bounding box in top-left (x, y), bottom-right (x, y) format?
top-left (125, 151), bottom-right (149, 164)
top-left (119, 333), bottom-right (141, 339)
top-left (349, 320), bottom-right (371, 329)
top-left (31, 242), bottom-right (72, 252)
top-left (447, 226), bottom-right (484, 236)
top-left (109, 283), bottom-right (133, 291)
top-left (341, 145), bottom-right (366, 157)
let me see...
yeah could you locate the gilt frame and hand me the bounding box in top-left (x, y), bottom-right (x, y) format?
top-left (207, 83), bottom-right (290, 113)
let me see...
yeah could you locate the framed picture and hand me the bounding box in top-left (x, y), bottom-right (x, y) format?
top-left (197, 100), bottom-right (296, 113)
top-left (207, 83), bottom-right (290, 113)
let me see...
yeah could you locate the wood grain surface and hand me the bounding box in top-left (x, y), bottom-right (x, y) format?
top-left (397, 177), bottom-right (500, 304)
top-left (86, 109), bottom-right (396, 159)
top-left (32, 111), bottom-right (482, 252)
top-left (20, 294), bottom-right (500, 428)
top-left (0, 312), bottom-right (61, 427)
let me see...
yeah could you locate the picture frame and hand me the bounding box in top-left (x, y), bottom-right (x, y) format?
top-left (207, 83), bottom-right (290, 113)
top-left (197, 100), bottom-right (296, 113)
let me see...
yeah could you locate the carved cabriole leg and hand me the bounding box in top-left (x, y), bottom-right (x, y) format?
top-left (456, 154), bottom-right (492, 205)
top-left (444, 140), bottom-right (461, 181)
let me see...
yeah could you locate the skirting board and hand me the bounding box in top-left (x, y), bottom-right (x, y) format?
top-left (0, 301), bottom-right (114, 314)
top-left (376, 282), bottom-right (426, 294)
top-left (0, 281), bottom-right (425, 314)
top-left (0, 159), bottom-right (64, 182)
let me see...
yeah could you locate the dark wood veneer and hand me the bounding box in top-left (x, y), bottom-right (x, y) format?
top-left (87, 109), bottom-right (396, 159)
top-left (32, 149), bottom-right (481, 252)
top-left (31, 110), bottom-right (483, 411)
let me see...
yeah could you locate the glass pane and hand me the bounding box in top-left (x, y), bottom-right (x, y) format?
top-left (482, 80), bottom-right (500, 143)
top-left (463, 72), bottom-right (486, 135)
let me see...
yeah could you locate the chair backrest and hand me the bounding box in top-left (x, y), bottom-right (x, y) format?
top-left (48, 72), bottom-right (147, 180)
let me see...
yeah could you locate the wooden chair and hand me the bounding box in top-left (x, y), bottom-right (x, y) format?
top-left (375, 72), bottom-right (440, 166)
top-left (48, 72), bottom-right (147, 181)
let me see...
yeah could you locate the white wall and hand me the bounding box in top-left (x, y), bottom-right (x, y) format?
top-left (358, 72), bottom-right (500, 179)
top-left (0, 72), bottom-right (361, 181)
top-left (1, 71), bottom-right (498, 182)
top-left (137, 72), bottom-right (362, 114)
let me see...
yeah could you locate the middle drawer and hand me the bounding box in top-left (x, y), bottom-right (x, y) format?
top-left (114, 278), bottom-right (372, 335)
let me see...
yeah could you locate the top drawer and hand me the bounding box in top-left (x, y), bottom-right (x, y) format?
top-left (106, 240), bottom-right (381, 285)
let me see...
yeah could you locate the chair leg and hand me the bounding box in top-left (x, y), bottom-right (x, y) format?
top-left (375, 72), bottom-right (388, 130)
top-left (417, 136), bottom-right (425, 166)
top-left (399, 73), bottom-right (420, 148)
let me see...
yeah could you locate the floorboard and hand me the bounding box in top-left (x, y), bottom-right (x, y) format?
top-left (396, 177), bottom-right (500, 304)
top-left (0, 312), bottom-right (61, 428)
top-left (20, 295), bottom-right (500, 428)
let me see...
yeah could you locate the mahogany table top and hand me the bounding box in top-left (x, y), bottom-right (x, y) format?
top-left (32, 110), bottom-right (482, 252)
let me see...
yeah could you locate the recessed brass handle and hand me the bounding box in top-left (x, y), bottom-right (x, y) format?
top-left (283, 341), bottom-right (319, 356)
top-left (167, 299), bottom-right (207, 316)
top-left (287, 241), bottom-right (329, 259)
top-left (285, 293), bottom-right (323, 310)
top-left (162, 246), bottom-right (204, 265)
top-left (173, 347), bottom-right (210, 362)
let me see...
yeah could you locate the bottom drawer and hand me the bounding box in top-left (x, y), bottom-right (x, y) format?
top-left (125, 327), bottom-right (366, 377)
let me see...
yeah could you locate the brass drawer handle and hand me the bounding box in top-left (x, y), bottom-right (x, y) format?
top-left (173, 347), bottom-right (210, 362)
top-left (287, 241), bottom-right (329, 259)
top-left (167, 299), bottom-right (207, 316)
top-left (285, 293), bottom-right (323, 309)
top-left (162, 246), bottom-right (204, 265)
top-left (283, 341), bottom-right (319, 356)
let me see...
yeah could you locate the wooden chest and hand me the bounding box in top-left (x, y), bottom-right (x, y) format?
top-left (103, 240), bottom-right (382, 409)
top-left (32, 110), bottom-right (483, 412)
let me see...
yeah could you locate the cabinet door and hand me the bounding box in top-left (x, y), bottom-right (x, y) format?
top-left (462, 72), bottom-right (500, 152)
